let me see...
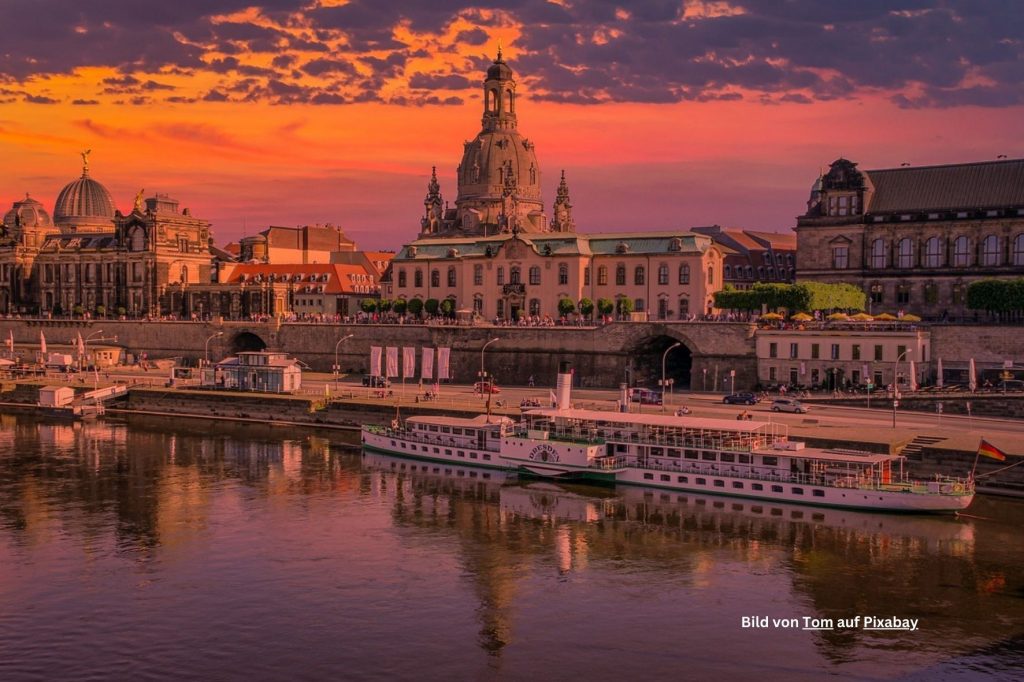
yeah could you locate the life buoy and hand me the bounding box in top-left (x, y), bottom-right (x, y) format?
top-left (952, 483), bottom-right (964, 494)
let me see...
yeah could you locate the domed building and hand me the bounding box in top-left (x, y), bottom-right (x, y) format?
top-left (53, 152), bottom-right (117, 232)
top-left (3, 194), bottom-right (52, 230)
top-left (420, 49), bottom-right (552, 238)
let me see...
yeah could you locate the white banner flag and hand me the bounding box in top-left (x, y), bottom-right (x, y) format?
top-left (799, 361), bottom-right (806, 376)
top-left (386, 347), bottom-right (399, 378)
top-left (403, 347), bottom-right (416, 379)
top-left (421, 347), bottom-right (434, 380)
top-left (437, 347), bottom-right (451, 380)
top-left (370, 346), bottom-right (382, 377)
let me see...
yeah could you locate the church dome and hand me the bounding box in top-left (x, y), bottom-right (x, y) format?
top-left (3, 194), bottom-right (52, 228)
top-left (53, 156), bottom-right (116, 230)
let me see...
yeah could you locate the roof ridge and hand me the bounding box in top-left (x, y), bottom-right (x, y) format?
top-left (867, 158), bottom-right (1024, 173)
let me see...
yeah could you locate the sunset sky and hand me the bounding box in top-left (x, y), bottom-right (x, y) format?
top-left (1, 0), bottom-right (1022, 250)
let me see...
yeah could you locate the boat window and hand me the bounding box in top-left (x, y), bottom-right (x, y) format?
top-left (616, 444), bottom-right (629, 453)
top-left (445, 449), bottom-right (452, 455)
top-left (702, 452), bottom-right (716, 461)
top-left (439, 427), bottom-right (449, 433)
top-left (751, 506), bottom-right (763, 513)
top-left (464, 429), bottom-right (475, 436)
top-left (739, 454), bottom-right (751, 464)
top-left (792, 487), bottom-right (804, 495)
top-left (720, 453), bottom-right (735, 463)
top-left (483, 473), bottom-right (491, 479)
top-left (752, 483), bottom-right (763, 491)
top-left (677, 476), bottom-right (688, 483)
top-left (644, 473), bottom-right (654, 480)
top-left (429, 425), bottom-right (438, 432)
top-left (457, 451), bottom-right (465, 457)
top-left (732, 481), bottom-right (743, 489)
top-left (651, 447), bottom-right (664, 457)
top-left (770, 508), bottom-right (783, 516)
top-left (470, 453), bottom-right (478, 459)
top-left (661, 474), bottom-right (670, 482)
top-left (762, 456), bottom-right (779, 466)
top-left (771, 485), bottom-right (783, 493)
top-left (684, 450), bottom-right (698, 459)
top-left (390, 440), bottom-right (396, 446)
top-left (791, 511), bottom-right (804, 519)
top-left (696, 478), bottom-right (706, 485)
top-left (400, 442), bottom-right (406, 448)
top-left (668, 449), bottom-right (680, 458)
top-left (813, 490), bottom-right (825, 497)
top-left (714, 480), bottom-right (725, 487)
top-left (433, 448), bottom-right (439, 454)
top-left (483, 454), bottom-right (491, 460)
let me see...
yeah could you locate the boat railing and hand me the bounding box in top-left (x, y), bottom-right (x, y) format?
top-left (617, 458), bottom-right (973, 494)
top-left (364, 425), bottom-right (503, 453)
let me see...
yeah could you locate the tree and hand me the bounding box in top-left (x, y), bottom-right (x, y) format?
top-left (439, 299), bottom-right (455, 316)
top-left (967, 278), bottom-right (1024, 320)
top-left (597, 298), bottom-right (615, 316)
top-left (713, 282), bottom-right (865, 313)
top-left (616, 297), bottom-right (634, 316)
top-left (407, 298), bottom-right (424, 317)
top-left (425, 298), bottom-right (440, 316)
top-left (95, 305), bottom-right (106, 318)
top-left (72, 304), bottom-right (84, 317)
top-left (392, 299), bottom-right (407, 315)
top-left (360, 298), bottom-right (377, 313)
top-left (557, 297), bottom-right (576, 317)
top-left (578, 297), bottom-right (595, 318)
top-left (377, 299), bottom-right (392, 313)
top-left (116, 306), bottom-right (126, 317)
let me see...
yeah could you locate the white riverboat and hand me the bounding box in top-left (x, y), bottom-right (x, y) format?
top-left (360, 367), bottom-right (975, 513)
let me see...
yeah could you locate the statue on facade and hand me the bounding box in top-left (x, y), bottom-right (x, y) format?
top-left (134, 189), bottom-right (146, 212)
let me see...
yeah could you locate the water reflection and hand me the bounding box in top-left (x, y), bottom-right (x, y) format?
top-left (0, 415), bottom-right (1022, 680)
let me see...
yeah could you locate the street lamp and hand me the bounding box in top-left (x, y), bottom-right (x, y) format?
top-left (661, 341), bottom-right (682, 412)
top-left (479, 338), bottom-right (500, 393)
top-left (892, 348), bottom-right (912, 428)
top-left (205, 331), bottom-right (224, 366)
top-left (702, 367), bottom-right (707, 392)
top-left (83, 329), bottom-right (104, 369)
top-left (334, 333), bottom-right (354, 387)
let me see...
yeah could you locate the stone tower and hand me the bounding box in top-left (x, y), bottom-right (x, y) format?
top-left (550, 170), bottom-right (576, 233)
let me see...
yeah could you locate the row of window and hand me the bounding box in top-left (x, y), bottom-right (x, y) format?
top-left (833, 234), bottom-right (1024, 269)
top-left (869, 281), bottom-right (964, 306)
top-left (768, 341), bottom-right (923, 362)
top-left (396, 263), bottom-right (708, 288)
top-left (639, 472), bottom-right (827, 497)
top-left (724, 265), bottom-right (794, 280)
top-left (41, 262), bottom-right (147, 284)
top-left (389, 439), bottom-right (493, 462)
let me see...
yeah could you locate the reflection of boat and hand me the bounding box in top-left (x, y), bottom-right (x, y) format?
top-left (361, 449), bottom-right (512, 485)
top-left (363, 364), bottom-right (974, 513)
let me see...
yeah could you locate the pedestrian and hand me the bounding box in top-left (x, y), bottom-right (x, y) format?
top-left (528, 375), bottom-right (534, 387)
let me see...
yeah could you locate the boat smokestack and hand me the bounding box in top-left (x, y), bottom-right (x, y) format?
top-left (556, 361), bottom-right (572, 410)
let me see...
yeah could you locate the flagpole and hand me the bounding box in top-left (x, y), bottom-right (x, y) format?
top-left (969, 440), bottom-right (982, 483)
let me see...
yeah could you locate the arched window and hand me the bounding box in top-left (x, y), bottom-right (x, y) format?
top-left (679, 297), bottom-right (690, 317)
top-left (635, 298), bottom-right (645, 312)
top-left (510, 266), bottom-right (521, 284)
top-left (179, 265), bottom-right (188, 283)
top-left (597, 266), bottom-right (608, 285)
top-left (953, 236), bottom-right (970, 266)
top-left (870, 239), bottom-right (887, 268)
top-left (488, 88), bottom-right (498, 112)
top-left (724, 265), bottom-right (732, 279)
top-left (634, 265), bottom-right (645, 285)
top-left (505, 88), bottom-right (514, 113)
top-left (473, 295), bottom-right (483, 313)
top-left (746, 266), bottom-right (753, 279)
top-left (529, 298), bottom-right (541, 316)
top-left (707, 265), bottom-right (714, 284)
top-left (758, 266), bottom-right (765, 279)
top-left (615, 264), bottom-right (626, 286)
top-left (952, 282), bottom-right (965, 304)
top-left (558, 263), bottom-right (568, 285)
top-left (1015, 234), bottom-right (1024, 266)
top-left (981, 235), bottom-right (1000, 266)
top-left (924, 237), bottom-right (942, 267)
top-left (584, 266), bottom-right (591, 286)
top-left (431, 269), bottom-right (440, 287)
top-left (658, 263), bottom-right (669, 285)
top-left (869, 283), bottom-right (883, 304)
top-left (897, 238), bottom-right (913, 268)
top-left (679, 264), bottom-right (690, 285)
top-left (473, 264), bottom-right (483, 286)
top-left (447, 267), bottom-right (456, 287)
top-left (497, 266), bottom-right (505, 285)
top-left (529, 266), bottom-right (541, 285)
top-left (414, 269), bottom-right (423, 288)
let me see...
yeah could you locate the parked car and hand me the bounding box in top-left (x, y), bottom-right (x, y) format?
top-left (474, 381), bottom-right (501, 394)
top-left (630, 388), bottom-right (663, 405)
top-left (362, 375), bottom-right (390, 388)
top-left (771, 398), bottom-right (809, 413)
top-left (723, 392), bottom-right (758, 405)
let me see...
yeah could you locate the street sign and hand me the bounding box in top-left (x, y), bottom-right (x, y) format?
top-left (1004, 360), bottom-right (1014, 368)
top-left (730, 370), bottom-right (736, 377)
top-left (893, 400), bottom-right (900, 407)
top-left (866, 383), bottom-right (874, 389)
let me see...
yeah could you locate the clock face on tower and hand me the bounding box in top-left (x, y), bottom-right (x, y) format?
top-left (529, 443), bottom-right (559, 463)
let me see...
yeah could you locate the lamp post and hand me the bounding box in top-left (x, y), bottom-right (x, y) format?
top-left (702, 367), bottom-right (707, 392)
top-left (83, 329), bottom-right (104, 370)
top-left (661, 342), bottom-right (682, 412)
top-left (479, 338), bottom-right (500, 394)
top-left (205, 331), bottom-right (224, 366)
top-left (892, 348), bottom-right (912, 428)
top-left (334, 333), bottom-right (354, 387)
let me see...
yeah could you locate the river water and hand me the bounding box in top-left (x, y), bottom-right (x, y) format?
top-left (0, 414), bottom-right (1022, 681)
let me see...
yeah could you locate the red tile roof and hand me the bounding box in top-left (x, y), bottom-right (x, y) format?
top-left (224, 263), bottom-right (379, 295)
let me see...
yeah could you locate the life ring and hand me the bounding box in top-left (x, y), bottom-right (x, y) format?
top-left (952, 483), bottom-right (964, 494)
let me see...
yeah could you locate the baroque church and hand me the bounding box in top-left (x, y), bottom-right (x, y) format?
top-left (387, 52), bottom-right (724, 321)
top-left (0, 152), bottom-right (214, 316)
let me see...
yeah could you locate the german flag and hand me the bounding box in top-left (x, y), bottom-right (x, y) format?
top-left (978, 440), bottom-right (1007, 462)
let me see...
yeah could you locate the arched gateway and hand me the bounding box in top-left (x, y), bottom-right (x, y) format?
top-left (627, 334), bottom-right (693, 390)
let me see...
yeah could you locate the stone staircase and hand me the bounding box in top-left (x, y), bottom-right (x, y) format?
top-left (899, 435), bottom-right (947, 460)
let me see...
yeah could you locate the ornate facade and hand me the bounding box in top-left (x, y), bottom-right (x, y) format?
top-left (796, 157), bottom-right (1024, 319)
top-left (0, 156), bottom-right (213, 316)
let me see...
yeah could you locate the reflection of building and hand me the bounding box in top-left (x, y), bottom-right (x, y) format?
top-left (0, 155), bottom-right (214, 316)
top-left (691, 226), bottom-right (796, 289)
top-left (796, 157), bottom-right (1024, 319)
top-left (203, 351), bottom-right (302, 393)
top-left (756, 328), bottom-right (930, 388)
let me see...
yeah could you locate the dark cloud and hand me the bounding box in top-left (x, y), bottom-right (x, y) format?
top-left (0, 1), bottom-right (1019, 108)
top-left (71, 99), bottom-right (100, 105)
top-left (24, 94), bottom-right (59, 104)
